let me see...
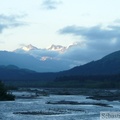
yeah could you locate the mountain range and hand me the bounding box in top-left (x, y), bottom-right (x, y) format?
top-left (15, 44), bottom-right (67, 53)
top-left (1, 49), bottom-right (120, 88)
top-left (13, 44), bottom-right (75, 72)
top-left (0, 44), bottom-right (72, 72)
top-left (0, 43), bottom-right (110, 73)
top-left (1, 47), bottom-right (120, 75)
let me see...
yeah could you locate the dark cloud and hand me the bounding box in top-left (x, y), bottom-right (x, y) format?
top-left (59, 25), bottom-right (120, 41)
top-left (42, 0), bottom-right (62, 10)
top-left (0, 14), bottom-right (26, 33)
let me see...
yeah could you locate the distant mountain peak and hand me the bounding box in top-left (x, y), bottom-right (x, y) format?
top-left (14, 44), bottom-right (39, 54)
top-left (48, 44), bottom-right (67, 53)
top-left (22, 44), bottom-right (38, 51)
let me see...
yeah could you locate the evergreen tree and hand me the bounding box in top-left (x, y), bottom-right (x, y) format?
top-left (0, 81), bottom-right (15, 101)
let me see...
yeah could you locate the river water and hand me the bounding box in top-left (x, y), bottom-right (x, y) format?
top-left (0, 89), bottom-right (120, 120)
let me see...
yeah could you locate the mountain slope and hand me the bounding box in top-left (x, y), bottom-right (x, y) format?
top-left (0, 51), bottom-right (48, 72)
top-left (0, 51), bottom-right (71, 72)
top-left (0, 65), bottom-right (57, 87)
top-left (60, 50), bottom-right (120, 75)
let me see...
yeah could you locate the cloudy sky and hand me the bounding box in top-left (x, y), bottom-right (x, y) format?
top-left (1, 0), bottom-right (120, 66)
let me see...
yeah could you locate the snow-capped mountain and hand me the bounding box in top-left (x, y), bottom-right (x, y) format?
top-left (14, 44), bottom-right (67, 61)
top-left (15, 44), bottom-right (38, 52)
top-left (14, 44), bottom-right (61, 60)
top-left (48, 44), bottom-right (67, 53)
top-left (12, 43), bottom-right (81, 72)
top-left (22, 44), bottom-right (38, 51)
top-left (15, 44), bottom-right (67, 53)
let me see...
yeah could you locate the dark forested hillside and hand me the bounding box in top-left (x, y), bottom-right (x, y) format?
top-left (0, 65), bottom-right (57, 87)
top-left (51, 74), bottom-right (120, 88)
top-left (60, 50), bottom-right (120, 76)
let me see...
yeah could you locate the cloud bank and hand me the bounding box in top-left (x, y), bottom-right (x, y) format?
top-left (58, 24), bottom-right (120, 64)
top-left (59, 25), bottom-right (120, 41)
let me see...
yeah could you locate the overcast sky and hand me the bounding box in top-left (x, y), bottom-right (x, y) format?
top-left (0, 0), bottom-right (120, 63)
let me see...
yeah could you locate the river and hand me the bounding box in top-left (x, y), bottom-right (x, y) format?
top-left (0, 88), bottom-right (120, 120)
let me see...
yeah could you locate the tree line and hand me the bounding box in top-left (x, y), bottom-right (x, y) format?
top-left (0, 81), bottom-right (15, 101)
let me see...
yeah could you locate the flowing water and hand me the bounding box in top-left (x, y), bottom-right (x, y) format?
top-left (0, 89), bottom-right (120, 120)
